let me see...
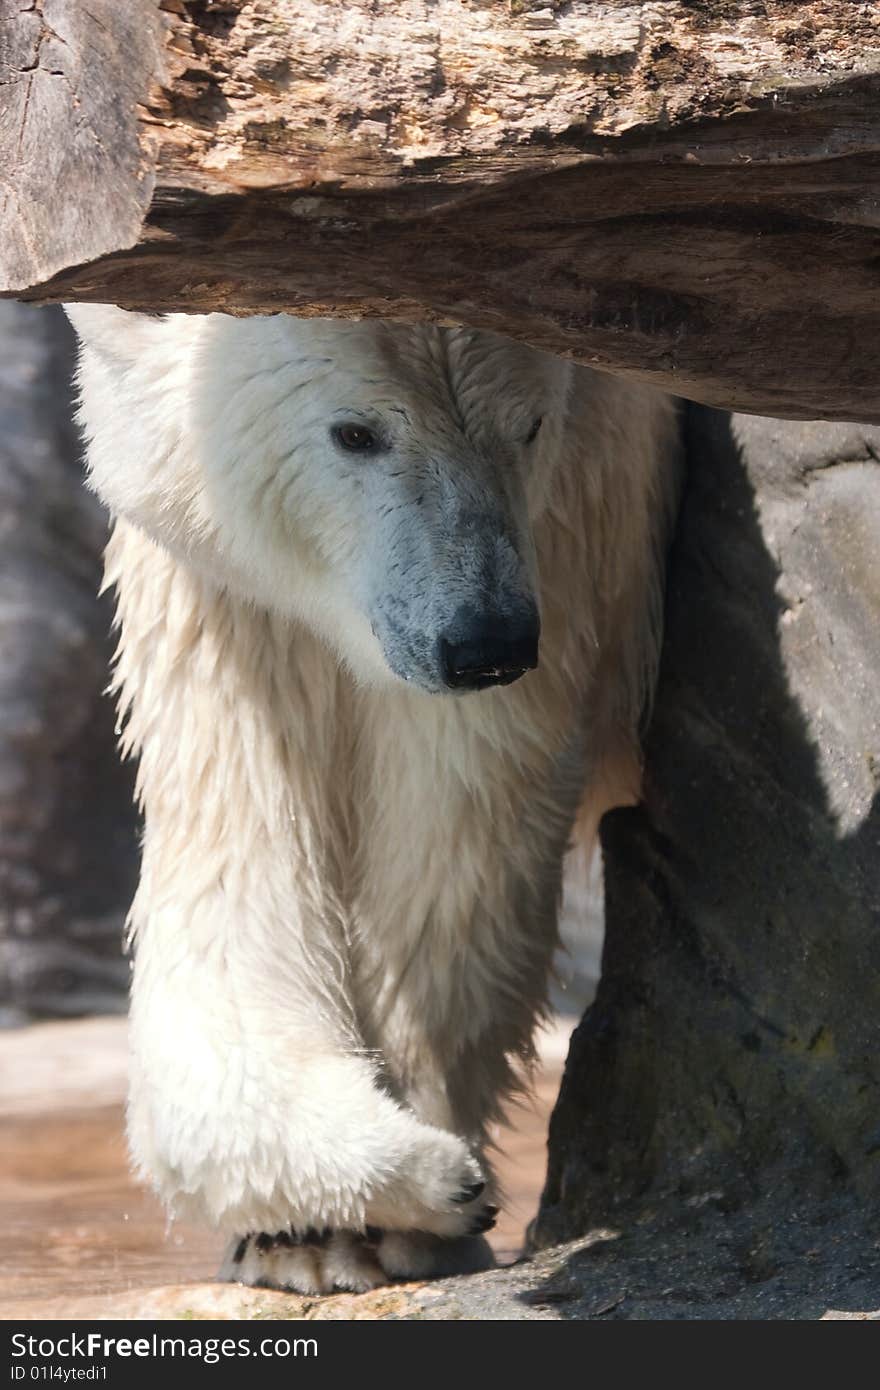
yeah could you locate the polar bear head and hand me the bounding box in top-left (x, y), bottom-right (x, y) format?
top-left (69, 308), bottom-right (574, 695)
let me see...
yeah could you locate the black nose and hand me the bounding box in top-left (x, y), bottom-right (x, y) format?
top-left (439, 612), bottom-right (540, 691)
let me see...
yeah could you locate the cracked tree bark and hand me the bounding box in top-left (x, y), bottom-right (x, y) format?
top-left (0, 302), bottom-right (138, 1021)
top-left (1, 2), bottom-right (880, 421)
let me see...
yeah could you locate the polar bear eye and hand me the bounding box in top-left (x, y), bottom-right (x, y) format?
top-left (524, 416), bottom-right (543, 445)
top-left (333, 423), bottom-right (380, 453)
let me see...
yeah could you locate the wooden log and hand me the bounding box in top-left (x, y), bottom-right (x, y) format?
top-left (1, 2), bottom-right (880, 420)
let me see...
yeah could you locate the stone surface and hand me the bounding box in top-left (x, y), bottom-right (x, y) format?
top-left (537, 410), bottom-right (880, 1280)
top-left (0, 302), bottom-right (138, 1022)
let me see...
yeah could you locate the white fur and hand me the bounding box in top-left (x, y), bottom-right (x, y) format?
top-left (67, 307), bottom-right (680, 1290)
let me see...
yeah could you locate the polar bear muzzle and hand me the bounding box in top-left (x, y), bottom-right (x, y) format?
top-left (437, 604), bottom-right (540, 691)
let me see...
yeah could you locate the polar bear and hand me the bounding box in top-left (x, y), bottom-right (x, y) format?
top-left (67, 306), bottom-right (680, 1294)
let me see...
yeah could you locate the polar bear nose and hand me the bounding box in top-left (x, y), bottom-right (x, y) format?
top-left (438, 611), bottom-right (540, 691)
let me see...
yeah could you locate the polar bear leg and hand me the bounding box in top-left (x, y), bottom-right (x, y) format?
top-left (129, 899), bottom-right (496, 1290)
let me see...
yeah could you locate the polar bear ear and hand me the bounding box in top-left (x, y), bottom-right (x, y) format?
top-left (63, 303), bottom-right (163, 363)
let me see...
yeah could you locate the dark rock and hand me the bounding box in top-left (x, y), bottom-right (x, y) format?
top-left (0, 303), bottom-right (137, 1022)
top-left (536, 407), bottom-right (880, 1254)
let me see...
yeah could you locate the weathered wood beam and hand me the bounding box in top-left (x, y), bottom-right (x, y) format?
top-left (2, 2), bottom-right (880, 420)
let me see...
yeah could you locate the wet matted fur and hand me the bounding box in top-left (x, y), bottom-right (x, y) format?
top-left (68, 308), bottom-right (681, 1292)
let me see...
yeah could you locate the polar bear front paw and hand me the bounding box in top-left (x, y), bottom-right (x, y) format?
top-left (220, 1225), bottom-right (498, 1294)
top-left (217, 1127), bottom-right (498, 1295)
top-left (221, 1228), bottom-right (385, 1295)
top-left (363, 1126), bottom-right (496, 1239)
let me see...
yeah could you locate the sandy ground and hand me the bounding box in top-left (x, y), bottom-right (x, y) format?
top-left (0, 1014), bottom-right (576, 1318)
